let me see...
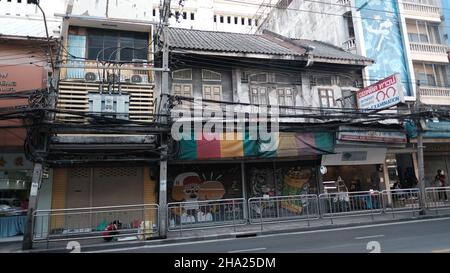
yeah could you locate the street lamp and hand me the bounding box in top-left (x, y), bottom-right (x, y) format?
top-left (28, 0), bottom-right (55, 74)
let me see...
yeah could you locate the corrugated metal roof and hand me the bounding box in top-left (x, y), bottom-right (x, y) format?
top-left (167, 28), bottom-right (306, 56)
top-left (168, 28), bottom-right (373, 64)
top-left (293, 39), bottom-right (374, 63)
top-left (0, 17), bottom-right (61, 38)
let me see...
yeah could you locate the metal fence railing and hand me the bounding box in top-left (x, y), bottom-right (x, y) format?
top-left (381, 189), bottom-right (422, 215)
top-left (32, 204), bottom-right (159, 243)
top-left (26, 187), bottom-right (450, 242)
top-left (167, 198), bottom-right (246, 233)
top-left (319, 191), bottom-right (383, 219)
top-left (248, 194), bottom-right (320, 225)
top-left (425, 187), bottom-right (450, 212)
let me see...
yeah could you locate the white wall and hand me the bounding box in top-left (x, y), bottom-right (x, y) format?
top-left (261, 0), bottom-right (349, 46)
top-left (0, 0), bottom-right (275, 37)
top-left (0, 0), bottom-right (67, 38)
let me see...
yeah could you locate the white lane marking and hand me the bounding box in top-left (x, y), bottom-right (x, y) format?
top-left (355, 235), bottom-right (385, 240)
top-left (87, 238), bottom-right (238, 253)
top-left (228, 248), bottom-right (267, 253)
top-left (88, 217), bottom-right (450, 253)
top-left (258, 216), bottom-right (450, 239)
top-left (432, 248), bottom-right (450, 253)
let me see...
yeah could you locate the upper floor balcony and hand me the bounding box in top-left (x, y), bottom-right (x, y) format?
top-left (402, 1), bottom-right (442, 22)
top-left (409, 42), bottom-right (449, 63)
top-left (337, 0), bottom-right (352, 12)
top-left (342, 37), bottom-right (357, 53)
top-left (56, 59), bottom-right (155, 124)
top-left (419, 86), bottom-right (450, 105)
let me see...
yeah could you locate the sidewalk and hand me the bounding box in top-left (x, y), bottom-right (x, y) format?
top-left (0, 236), bottom-right (23, 253)
top-left (165, 211), bottom-right (421, 239)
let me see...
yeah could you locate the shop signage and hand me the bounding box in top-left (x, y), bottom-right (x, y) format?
top-left (0, 66), bottom-right (47, 93)
top-left (357, 73), bottom-right (405, 110)
top-left (338, 126), bottom-right (407, 144)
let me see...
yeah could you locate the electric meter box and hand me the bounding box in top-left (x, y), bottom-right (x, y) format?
top-left (88, 92), bottom-right (130, 120)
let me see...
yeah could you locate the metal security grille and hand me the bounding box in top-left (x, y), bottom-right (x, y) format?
top-left (69, 168), bottom-right (89, 178)
top-left (97, 167), bottom-right (139, 178)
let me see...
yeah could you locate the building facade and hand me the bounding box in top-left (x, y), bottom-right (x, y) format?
top-left (260, 0), bottom-right (450, 191)
top-left (261, 0), bottom-right (450, 104)
top-left (161, 28), bottom-right (413, 228)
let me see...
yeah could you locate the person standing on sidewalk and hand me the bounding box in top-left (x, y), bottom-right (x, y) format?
top-left (435, 170), bottom-right (448, 201)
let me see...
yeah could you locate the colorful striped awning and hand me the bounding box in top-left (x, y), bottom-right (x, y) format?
top-left (176, 131), bottom-right (335, 160)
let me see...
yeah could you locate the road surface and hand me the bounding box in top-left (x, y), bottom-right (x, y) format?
top-left (89, 217), bottom-right (450, 253)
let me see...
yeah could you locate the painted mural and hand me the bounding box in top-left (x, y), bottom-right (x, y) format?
top-left (168, 164), bottom-right (242, 225)
top-left (247, 163), bottom-right (317, 217)
top-left (356, 0), bottom-right (412, 96)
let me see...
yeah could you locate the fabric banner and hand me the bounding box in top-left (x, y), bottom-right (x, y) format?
top-left (176, 131), bottom-right (334, 160)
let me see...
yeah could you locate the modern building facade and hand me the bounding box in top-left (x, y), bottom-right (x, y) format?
top-left (260, 0), bottom-right (450, 189)
top-left (261, 0), bottom-right (450, 105)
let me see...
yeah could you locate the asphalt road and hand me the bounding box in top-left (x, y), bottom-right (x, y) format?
top-left (91, 217), bottom-right (450, 253)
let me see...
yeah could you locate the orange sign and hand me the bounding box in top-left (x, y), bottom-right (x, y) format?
top-left (0, 65), bottom-right (47, 93)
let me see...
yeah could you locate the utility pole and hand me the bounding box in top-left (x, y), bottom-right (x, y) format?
top-left (22, 163), bottom-right (43, 250)
top-left (416, 80), bottom-right (426, 215)
top-left (158, 0), bottom-right (171, 239)
top-left (23, 0), bottom-right (55, 250)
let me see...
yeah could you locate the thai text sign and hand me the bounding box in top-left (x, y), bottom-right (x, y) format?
top-left (357, 73), bottom-right (405, 110)
top-left (0, 66), bottom-right (46, 93)
top-left (338, 126), bottom-right (407, 144)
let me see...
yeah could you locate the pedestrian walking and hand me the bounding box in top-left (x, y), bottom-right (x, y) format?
top-left (435, 170), bottom-right (448, 201)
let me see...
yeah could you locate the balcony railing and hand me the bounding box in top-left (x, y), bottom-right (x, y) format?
top-left (409, 42), bottom-right (448, 54)
top-left (403, 2), bottom-right (441, 17)
top-left (342, 37), bottom-right (356, 52)
top-left (420, 86), bottom-right (450, 97)
top-left (59, 59), bottom-right (154, 85)
top-left (337, 0), bottom-right (351, 6)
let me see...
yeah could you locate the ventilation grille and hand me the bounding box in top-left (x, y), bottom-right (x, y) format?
top-left (98, 167), bottom-right (138, 178)
top-left (69, 168), bottom-right (89, 178)
top-left (56, 81), bottom-right (154, 123)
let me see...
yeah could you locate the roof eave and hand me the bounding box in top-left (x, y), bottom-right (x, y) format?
top-left (312, 57), bottom-right (374, 67)
top-left (171, 49), bottom-right (307, 61)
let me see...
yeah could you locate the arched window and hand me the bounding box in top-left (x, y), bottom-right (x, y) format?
top-left (249, 73), bottom-right (268, 83)
top-left (202, 69), bottom-right (222, 81)
top-left (172, 69), bottom-right (192, 80)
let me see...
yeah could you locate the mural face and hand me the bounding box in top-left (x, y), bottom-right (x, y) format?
top-left (168, 164), bottom-right (242, 225)
top-left (356, 0), bottom-right (412, 96)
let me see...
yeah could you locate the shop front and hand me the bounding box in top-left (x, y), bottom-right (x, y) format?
top-left (169, 130), bottom-right (334, 224)
top-left (424, 143), bottom-right (450, 188)
top-left (47, 165), bottom-right (158, 236)
top-left (0, 153), bottom-right (33, 238)
top-left (407, 120), bottom-right (450, 187)
top-left (321, 148), bottom-right (388, 193)
top-left (321, 126), bottom-right (411, 195)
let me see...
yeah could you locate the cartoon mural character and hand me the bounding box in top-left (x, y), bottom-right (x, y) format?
top-left (281, 167), bottom-right (312, 214)
top-left (248, 168), bottom-right (276, 215)
top-left (171, 172), bottom-right (226, 225)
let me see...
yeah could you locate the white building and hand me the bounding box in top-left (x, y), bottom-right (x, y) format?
top-left (0, 0), bottom-right (277, 37)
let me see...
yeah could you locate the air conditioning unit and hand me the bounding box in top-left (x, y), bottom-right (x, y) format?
top-left (130, 59), bottom-right (149, 84)
top-left (107, 73), bottom-right (119, 83)
top-left (85, 72), bottom-right (98, 82)
top-left (133, 59), bottom-right (148, 73)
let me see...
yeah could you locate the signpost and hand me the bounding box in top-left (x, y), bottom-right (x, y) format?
top-left (357, 73), bottom-right (405, 110)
